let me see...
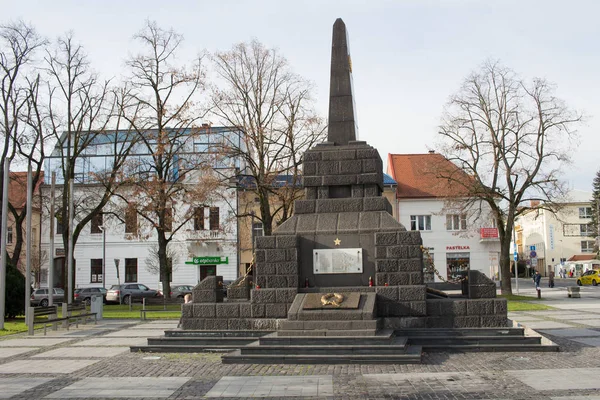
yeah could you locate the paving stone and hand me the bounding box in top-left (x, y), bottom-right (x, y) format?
top-left (0, 359), bottom-right (99, 374)
top-left (0, 347), bottom-right (38, 358)
top-left (45, 377), bottom-right (191, 398)
top-left (0, 338), bottom-right (73, 347)
top-left (103, 329), bottom-right (166, 337)
top-left (32, 346), bottom-right (129, 358)
top-left (71, 338), bottom-right (148, 347)
top-left (0, 377), bottom-right (53, 398)
top-left (567, 319), bottom-right (600, 327)
top-left (205, 375), bottom-right (332, 398)
top-left (571, 337), bottom-right (600, 346)
top-left (519, 321), bottom-right (574, 329)
top-left (507, 367), bottom-right (600, 390)
top-left (130, 323), bottom-right (178, 330)
top-left (538, 328), bottom-right (600, 337)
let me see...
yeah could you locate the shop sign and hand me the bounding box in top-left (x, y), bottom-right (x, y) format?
top-left (55, 248), bottom-right (65, 256)
top-left (480, 228), bottom-right (499, 238)
top-left (185, 256), bottom-right (228, 265)
top-left (446, 245), bottom-right (470, 251)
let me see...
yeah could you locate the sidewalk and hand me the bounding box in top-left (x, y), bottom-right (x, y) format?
top-left (0, 308), bottom-right (598, 399)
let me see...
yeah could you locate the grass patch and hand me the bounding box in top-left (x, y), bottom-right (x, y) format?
top-left (499, 294), bottom-right (557, 311)
top-left (103, 304), bottom-right (181, 319)
top-left (0, 319), bottom-right (27, 336)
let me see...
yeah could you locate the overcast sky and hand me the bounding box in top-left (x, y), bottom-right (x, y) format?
top-left (3, 0), bottom-right (598, 192)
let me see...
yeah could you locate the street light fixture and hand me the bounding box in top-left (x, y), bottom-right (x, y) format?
top-left (98, 226), bottom-right (106, 289)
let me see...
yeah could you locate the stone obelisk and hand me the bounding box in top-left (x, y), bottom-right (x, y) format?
top-left (327, 18), bottom-right (359, 145)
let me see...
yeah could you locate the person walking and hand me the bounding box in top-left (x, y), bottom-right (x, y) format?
top-left (533, 270), bottom-right (542, 289)
top-left (549, 270), bottom-right (555, 288)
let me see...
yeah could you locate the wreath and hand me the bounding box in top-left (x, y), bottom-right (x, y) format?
top-left (320, 293), bottom-right (345, 307)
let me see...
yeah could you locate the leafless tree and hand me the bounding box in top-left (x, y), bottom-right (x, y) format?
top-left (0, 20), bottom-right (47, 269)
top-left (211, 40), bottom-right (326, 236)
top-left (116, 21), bottom-right (218, 298)
top-left (437, 60), bottom-right (582, 294)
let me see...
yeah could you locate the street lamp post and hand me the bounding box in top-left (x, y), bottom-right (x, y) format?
top-left (99, 226), bottom-right (106, 288)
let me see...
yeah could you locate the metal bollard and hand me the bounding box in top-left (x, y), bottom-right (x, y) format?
top-left (537, 288), bottom-right (541, 299)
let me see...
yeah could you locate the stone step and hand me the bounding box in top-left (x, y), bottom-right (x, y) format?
top-left (163, 330), bottom-right (271, 338)
top-left (422, 343), bottom-right (559, 352)
top-left (222, 345), bottom-right (422, 364)
top-left (261, 330), bottom-right (399, 346)
top-left (408, 336), bottom-right (542, 346)
top-left (240, 344), bottom-right (408, 355)
top-left (279, 319), bottom-right (379, 331)
top-left (277, 329), bottom-right (378, 337)
top-left (397, 328), bottom-right (524, 337)
top-left (130, 344), bottom-right (249, 353)
top-left (147, 337), bottom-right (260, 346)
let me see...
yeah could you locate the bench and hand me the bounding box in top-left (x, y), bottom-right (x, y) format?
top-left (140, 297), bottom-right (184, 320)
top-left (63, 302), bottom-right (97, 327)
top-left (27, 305), bottom-right (70, 336)
top-left (567, 286), bottom-right (581, 298)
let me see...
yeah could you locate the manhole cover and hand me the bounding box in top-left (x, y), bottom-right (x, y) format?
top-left (143, 356), bottom-right (161, 360)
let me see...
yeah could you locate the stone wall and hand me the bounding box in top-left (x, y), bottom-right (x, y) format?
top-left (425, 298), bottom-right (508, 328)
top-left (374, 231), bottom-right (424, 287)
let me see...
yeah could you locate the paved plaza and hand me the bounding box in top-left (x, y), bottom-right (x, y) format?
top-left (0, 285), bottom-right (599, 399)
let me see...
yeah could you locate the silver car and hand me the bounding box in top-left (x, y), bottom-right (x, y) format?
top-left (30, 288), bottom-right (65, 306)
top-left (106, 283), bottom-right (159, 305)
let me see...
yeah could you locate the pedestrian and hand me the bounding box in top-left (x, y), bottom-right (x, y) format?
top-left (184, 293), bottom-right (192, 304)
top-left (533, 270), bottom-right (541, 290)
top-left (549, 271), bottom-right (555, 288)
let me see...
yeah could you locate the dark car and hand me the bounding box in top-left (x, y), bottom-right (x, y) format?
top-left (106, 283), bottom-right (159, 304)
top-left (74, 287), bottom-right (107, 305)
top-left (170, 285), bottom-right (193, 299)
top-left (30, 288), bottom-right (65, 306)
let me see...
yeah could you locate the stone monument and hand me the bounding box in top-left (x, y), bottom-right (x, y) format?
top-left (180, 18), bottom-right (507, 335)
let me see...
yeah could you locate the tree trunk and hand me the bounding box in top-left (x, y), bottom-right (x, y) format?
top-left (259, 187), bottom-right (273, 236)
top-left (157, 232), bottom-right (171, 299)
top-left (499, 233), bottom-right (513, 295)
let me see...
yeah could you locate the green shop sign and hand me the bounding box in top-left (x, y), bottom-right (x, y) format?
top-left (185, 256), bottom-right (229, 265)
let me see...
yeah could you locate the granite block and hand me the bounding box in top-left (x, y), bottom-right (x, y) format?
top-left (376, 259), bottom-right (398, 272)
top-left (375, 232), bottom-right (397, 246)
top-left (316, 198), bottom-right (363, 213)
top-left (286, 275), bottom-right (299, 288)
top-left (192, 303), bottom-right (216, 318)
top-left (375, 286), bottom-right (398, 302)
top-left (363, 197), bottom-right (391, 213)
top-left (304, 150), bottom-right (321, 161)
top-left (362, 158), bottom-right (378, 173)
top-left (197, 275), bottom-right (221, 290)
top-left (494, 299), bottom-right (508, 314)
top-left (397, 231), bottom-right (422, 245)
top-left (297, 214), bottom-right (318, 232)
top-left (398, 258), bottom-right (423, 272)
top-left (480, 315), bottom-right (508, 327)
top-left (255, 250), bottom-right (266, 262)
top-left (293, 200), bottom-right (315, 214)
top-left (375, 273), bottom-right (388, 286)
top-left (466, 299), bottom-right (494, 315)
top-left (375, 246), bottom-right (388, 259)
top-left (387, 272), bottom-right (410, 286)
top-left (194, 290), bottom-right (221, 304)
top-left (380, 213), bottom-right (403, 230)
top-left (276, 262), bottom-right (298, 275)
top-left (265, 249), bottom-right (287, 263)
top-left (204, 319), bottom-right (228, 330)
top-left (384, 317), bottom-right (427, 329)
top-left (216, 303), bottom-right (240, 318)
top-left (255, 276), bottom-right (267, 288)
top-left (255, 236), bottom-right (276, 249)
top-left (259, 263), bottom-right (276, 275)
top-left (227, 286), bottom-right (250, 300)
top-left (469, 285), bottom-right (496, 299)
top-left (453, 316), bottom-right (480, 328)
top-left (276, 235), bottom-right (297, 249)
top-left (323, 174), bottom-right (357, 186)
top-left (339, 160), bottom-right (362, 174)
top-left (181, 318), bottom-right (205, 330)
top-left (357, 173), bottom-right (380, 184)
top-left (364, 185), bottom-right (379, 197)
top-left (251, 304), bottom-right (265, 318)
top-left (469, 269), bottom-right (494, 285)
top-left (386, 301), bottom-right (427, 317)
top-left (387, 245), bottom-right (408, 259)
top-left (252, 319), bottom-right (277, 330)
top-left (239, 303), bottom-right (252, 318)
top-left (338, 212), bottom-right (359, 231)
top-left (409, 272), bottom-right (423, 285)
top-left (276, 288), bottom-right (298, 303)
top-left (407, 245), bottom-right (422, 258)
top-left (181, 303), bottom-right (193, 318)
top-left (356, 148), bottom-right (378, 159)
top-left (265, 303), bottom-right (289, 318)
top-left (426, 300), bottom-right (442, 316)
top-left (286, 249), bottom-right (298, 262)
top-left (398, 286), bottom-right (426, 301)
top-left (275, 217), bottom-right (297, 234)
top-left (318, 160), bottom-right (339, 174)
top-left (251, 289), bottom-right (277, 304)
top-left (303, 161), bottom-right (317, 176)
top-left (267, 275), bottom-right (287, 288)
top-left (452, 300), bottom-right (467, 316)
top-left (318, 187), bottom-right (329, 199)
top-left (303, 176), bottom-right (322, 186)
top-left (228, 318), bottom-right (251, 330)
top-left (317, 213), bottom-right (339, 233)
top-left (322, 149), bottom-right (356, 161)
top-left (427, 317), bottom-right (453, 328)
top-left (351, 185), bottom-right (364, 198)
top-left (359, 212), bottom-right (380, 230)
top-left (305, 187), bottom-right (317, 200)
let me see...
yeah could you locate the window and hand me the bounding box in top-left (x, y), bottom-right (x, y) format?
top-left (165, 207), bottom-right (172, 232)
top-left (581, 240), bottom-right (595, 253)
top-left (410, 215), bottom-right (431, 231)
top-left (90, 259), bottom-right (103, 283)
top-left (194, 207), bottom-right (205, 230)
top-left (252, 222), bottom-right (264, 238)
top-left (6, 227), bottom-right (12, 244)
top-left (580, 224), bottom-right (594, 236)
top-left (56, 212), bottom-right (63, 234)
top-left (91, 213), bottom-right (103, 234)
top-left (446, 214), bottom-right (467, 231)
top-left (125, 258), bottom-right (138, 282)
top-left (125, 207), bottom-right (137, 234)
top-left (579, 207), bottom-right (593, 219)
top-left (209, 207), bottom-right (219, 231)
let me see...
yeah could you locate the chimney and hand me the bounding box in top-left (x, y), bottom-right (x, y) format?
top-left (428, 150), bottom-right (435, 154)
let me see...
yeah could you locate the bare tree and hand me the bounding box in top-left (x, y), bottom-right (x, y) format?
top-left (117, 21), bottom-right (218, 298)
top-left (0, 20), bottom-right (47, 269)
top-left (437, 60), bottom-right (582, 294)
top-left (43, 33), bottom-right (137, 300)
top-left (211, 40), bottom-right (326, 236)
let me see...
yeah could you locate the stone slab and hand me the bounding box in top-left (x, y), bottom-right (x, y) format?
top-left (537, 328), bottom-right (600, 337)
top-left (302, 292), bottom-right (361, 310)
top-left (32, 346), bottom-right (129, 358)
top-left (45, 377), bottom-right (191, 398)
top-left (0, 377), bottom-right (53, 398)
top-left (506, 367), bottom-right (600, 390)
top-left (130, 323), bottom-right (179, 330)
top-left (0, 359), bottom-right (100, 374)
top-left (569, 319), bottom-right (600, 327)
top-left (205, 375), bottom-right (333, 398)
top-left (104, 329), bottom-right (166, 337)
top-left (0, 347), bottom-right (38, 358)
top-left (0, 338), bottom-right (73, 347)
top-left (547, 314), bottom-right (592, 320)
top-left (571, 337), bottom-right (600, 346)
top-left (518, 321), bottom-right (573, 329)
top-left (71, 337), bottom-right (148, 347)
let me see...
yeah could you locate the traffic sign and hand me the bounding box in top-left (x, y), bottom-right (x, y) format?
top-left (513, 251), bottom-right (518, 261)
top-left (531, 258), bottom-right (538, 267)
top-left (530, 250), bottom-right (537, 258)
top-left (530, 245), bottom-right (536, 251)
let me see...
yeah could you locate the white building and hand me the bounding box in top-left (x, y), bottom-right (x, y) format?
top-left (387, 152), bottom-right (501, 282)
top-left (515, 189), bottom-right (598, 276)
top-left (39, 126), bottom-right (242, 291)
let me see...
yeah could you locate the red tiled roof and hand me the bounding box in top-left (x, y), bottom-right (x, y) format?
top-left (387, 153), bottom-right (473, 199)
top-left (568, 255), bottom-right (599, 262)
top-left (8, 171), bottom-right (44, 209)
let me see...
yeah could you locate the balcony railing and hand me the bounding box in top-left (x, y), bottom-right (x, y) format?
top-left (186, 229), bottom-right (224, 241)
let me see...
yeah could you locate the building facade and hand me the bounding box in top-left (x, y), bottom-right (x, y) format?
top-left (39, 126), bottom-right (242, 291)
top-left (387, 152), bottom-right (501, 282)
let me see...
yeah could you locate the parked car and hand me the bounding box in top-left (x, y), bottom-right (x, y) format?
top-left (30, 288), bottom-right (65, 306)
top-left (106, 283), bottom-right (159, 304)
top-left (577, 270), bottom-right (600, 286)
top-left (170, 285), bottom-right (194, 299)
top-left (74, 287), bottom-right (107, 305)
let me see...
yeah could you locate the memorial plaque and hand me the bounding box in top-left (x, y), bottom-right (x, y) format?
top-left (313, 248), bottom-right (363, 274)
